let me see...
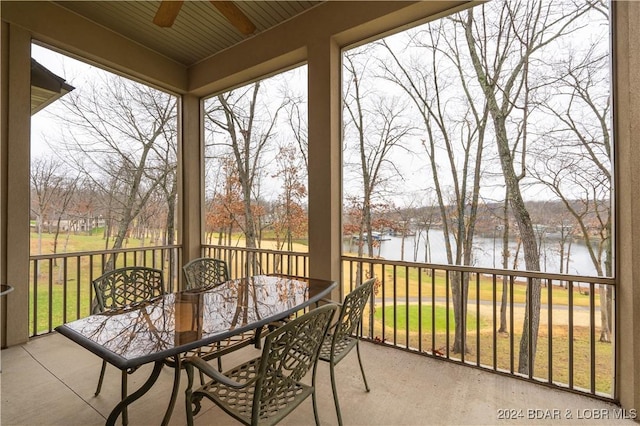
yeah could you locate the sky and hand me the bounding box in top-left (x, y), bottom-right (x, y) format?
top-left (31, 44), bottom-right (96, 157)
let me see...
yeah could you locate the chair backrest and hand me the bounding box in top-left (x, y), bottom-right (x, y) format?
top-left (92, 266), bottom-right (165, 312)
top-left (334, 277), bottom-right (376, 341)
top-left (182, 258), bottom-right (230, 290)
top-left (254, 303), bottom-right (338, 417)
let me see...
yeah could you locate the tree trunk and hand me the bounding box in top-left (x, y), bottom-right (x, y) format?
top-left (499, 195), bottom-right (510, 334)
top-left (496, 119), bottom-right (541, 374)
top-left (464, 8), bottom-right (541, 374)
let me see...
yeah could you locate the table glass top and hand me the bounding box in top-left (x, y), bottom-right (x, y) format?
top-left (57, 275), bottom-right (335, 366)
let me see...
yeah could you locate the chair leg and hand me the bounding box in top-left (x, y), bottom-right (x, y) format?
top-left (216, 342), bottom-right (223, 372)
top-left (356, 341), bottom-right (370, 392)
top-left (201, 342), bottom-right (222, 385)
top-left (97, 362), bottom-right (130, 425)
top-left (95, 360), bottom-right (107, 396)
top-left (311, 389), bottom-right (320, 426)
top-left (185, 393), bottom-right (195, 426)
top-left (121, 370), bottom-right (128, 425)
top-left (185, 364), bottom-right (196, 426)
top-left (253, 326), bottom-right (263, 349)
top-left (329, 362), bottom-right (343, 426)
top-left (311, 365), bottom-right (320, 426)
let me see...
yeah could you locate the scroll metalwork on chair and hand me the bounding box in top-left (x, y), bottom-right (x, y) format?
top-left (184, 303), bottom-right (338, 426)
top-left (319, 277), bottom-right (376, 426)
top-left (183, 257), bottom-right (230, 290)
top-left (92, 266), bottom-right (166, 426)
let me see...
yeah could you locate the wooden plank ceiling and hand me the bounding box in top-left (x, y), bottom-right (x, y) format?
top-left (53, 1), bottom-right (322, 67)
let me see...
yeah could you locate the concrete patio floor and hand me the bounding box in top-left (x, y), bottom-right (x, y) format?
top-left (0, 332), bottom-right (633, 426)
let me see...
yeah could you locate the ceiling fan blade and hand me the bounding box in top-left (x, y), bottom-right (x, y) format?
top-left (210, 1), bottom-right (256, 35)
top-left (153, 1), bottom-right (184, 27)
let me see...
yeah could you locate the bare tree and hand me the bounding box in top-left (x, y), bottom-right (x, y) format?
top-left (49, 175), bottom-right (80, 261)
top-left (271, 145), bottom-right (307, 253)
top-left (153, 116), bottom-right (179, 246)
top-left (31, 156), bottom-right (66, 255)
top-left (284, 92), bottom-right (308, 169)
top-left (530, 15), bottom-right (612, 341)
top-left (412, 192), bottom-right (438, 266)
top-left (52, 73), bottom-right (178, 269)
top-left (70, 181), bottom-right (100, 236)
top-left (392, 196), bottom-right (421, 262)
top-left (205, 155), bottom-right (244, 247)
top-left (377, 19), bottom-right (489, 353)
top-left (205, 80), bottom-right (288, 275)
top-left (483, 192), bottom-right (513, 334)
top-left (462, 0), bottom-right (596, 372)
top-left (343, 47), bottom-right (412, 263)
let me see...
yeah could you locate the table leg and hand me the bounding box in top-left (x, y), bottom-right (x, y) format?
top-left (161, 355), bottom-right (182, 426)
top-left (106, 361), bottom-right (164, 426)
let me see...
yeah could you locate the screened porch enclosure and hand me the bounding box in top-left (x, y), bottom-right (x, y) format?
top-left (2, 0), bottom-right (640, 421)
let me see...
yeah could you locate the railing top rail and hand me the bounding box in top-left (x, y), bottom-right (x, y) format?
top-left (341, 254), bottom-right (616, 286)
top-left (203, 244), bottom-right (309, 257)
top-left (29, 245), bottom-right (181, 261)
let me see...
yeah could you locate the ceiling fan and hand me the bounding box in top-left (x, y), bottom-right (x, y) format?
top-left (153, 1), bottom-right (256, 35)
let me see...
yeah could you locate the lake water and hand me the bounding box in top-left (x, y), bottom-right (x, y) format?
top-left (344, 229), bottom-right (605, 277)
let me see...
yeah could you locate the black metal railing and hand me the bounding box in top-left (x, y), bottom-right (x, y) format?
top-left (342, 255), bottom-right (617, 401)
top-left (29, 245), bottom-right (181, 336)
top-left (29, 244), bottom-right (616, 401)
top-left (202, 245), bottom-right (309, 278)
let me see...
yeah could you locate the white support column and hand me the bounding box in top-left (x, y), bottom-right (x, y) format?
top-left (307, 36), bottom-right (342, 298)
top-left (179, 94), bottom-right (203, 281)
top-left (613, 0), bottom-right (640, 414)
top-left (1, 25), bottom-right (31, 346)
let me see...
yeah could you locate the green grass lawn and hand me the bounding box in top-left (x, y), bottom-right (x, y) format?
top-left (369, 302), bottom-right (614, 396)
top-left (376, 304), bottom-right (486, 332)
top-left (29, 231), bottom-right (178, 333)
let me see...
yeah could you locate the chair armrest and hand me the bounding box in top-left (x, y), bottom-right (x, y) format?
top-left (184, 356), bottom-right (249, 389)
top-left (319, 297), bottom-right (342, 306)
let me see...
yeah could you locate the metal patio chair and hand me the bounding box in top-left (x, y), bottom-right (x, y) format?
top-left (184, 303), bottom-right (338, 426)
top-left (92, 266), bottom-right (166, 425)
top-left (180, 257), bottom-right (262, 375)
top-left (319, 277), bottom-right (376, 426)
top-left (183, 257), bottom-right (230, 290)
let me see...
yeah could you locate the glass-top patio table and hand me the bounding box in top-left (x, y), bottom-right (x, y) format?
top-left (55, 274), bottom-right (337, 426)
